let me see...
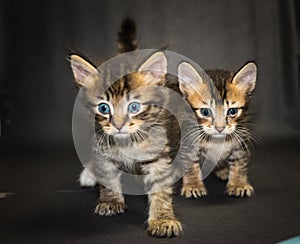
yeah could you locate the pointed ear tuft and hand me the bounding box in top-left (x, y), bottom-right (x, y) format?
top-left (178, 62), bottom-right (204, 95)
top-left (70, 55), bottom-right (98, 86)
top-left (232, 62), bottom-right (257, 94)
top-left (138, 52), bottom-right (167, 84)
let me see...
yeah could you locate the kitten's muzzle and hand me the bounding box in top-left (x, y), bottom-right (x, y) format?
top-left (215, 126), bottom-right (225, 133)
top-left (112, 117), bottom-right (127, 131)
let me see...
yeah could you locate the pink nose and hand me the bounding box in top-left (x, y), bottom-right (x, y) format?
top-left (215, 126), bottom-right (225, 133)
top-left (112, 121), bottom-right (125, 131)
top-left (114, 124), bottom-right (124, 131)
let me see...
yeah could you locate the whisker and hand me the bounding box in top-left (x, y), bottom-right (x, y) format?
top-left (232, 130), bottom-right (250, 156)
top-left (236, 125), bottom-right (263, 148)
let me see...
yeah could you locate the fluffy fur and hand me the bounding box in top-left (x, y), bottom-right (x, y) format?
top-left (70, 19), bottom-right (183, 237)
top-left (178, 61), bottom-right (257, 197)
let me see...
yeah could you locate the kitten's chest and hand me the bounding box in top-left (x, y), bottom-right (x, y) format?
top-left (200, 138), bottom-right (235, 163)
top-left (104, 140), bottom-right (167, 169)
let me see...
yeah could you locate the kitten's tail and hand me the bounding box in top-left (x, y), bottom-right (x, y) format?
top-left (117, 17), bottom-right (138, 54)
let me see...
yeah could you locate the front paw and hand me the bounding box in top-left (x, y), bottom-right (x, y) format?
top-left (226, 183), bottom-right (254, 197)
top-left (148, 219), bottom-right (182, 237)
top-left (181, 182), bottom-right (207, 198)
top-left (95, 202), bottom-right (126, 216)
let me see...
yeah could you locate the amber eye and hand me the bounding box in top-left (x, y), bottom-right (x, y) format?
top-left (200, 108), bottom-right (212, 117)
top-left (227, 108), bottom-right (238, 117)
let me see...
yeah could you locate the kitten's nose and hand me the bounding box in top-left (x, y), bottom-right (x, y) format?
top-left (113, 123), bottom-right (124, 131)
top-left (215, 126), bottom-right (225, 133)
top-left (112, 119), bottom-right (125, 131)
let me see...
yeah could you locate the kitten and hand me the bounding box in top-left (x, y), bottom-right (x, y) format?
top-left (70, 18), bottom-right (183, 237)
top-left (178, 61), bottom-right (257, 198)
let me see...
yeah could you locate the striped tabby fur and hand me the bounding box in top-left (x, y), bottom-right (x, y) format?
top-left (70, 18), bottom-right (183, 237)
top-left (178, 61), bottom-right (257, 198)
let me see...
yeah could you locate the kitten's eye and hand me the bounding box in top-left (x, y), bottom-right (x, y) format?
top-left (98, 103), bottom-right (110, 115)
top-left (227, 108), bottom-right (238, 117)
top-left (128, 102), bottom-right (141, 114)
top-left (200, 108), bottom-right (212, 117)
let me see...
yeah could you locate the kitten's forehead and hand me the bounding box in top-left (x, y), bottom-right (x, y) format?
top-left (225, 83), bottom-right (246, 106)
top-left (187, 82), bottom-right (246, 110)
top-left (186, 83), bottom-right (211, 106)
top-left (207, 70), bottom-right (248, 106)
top-left (86, 72), bottom-right (165, 108)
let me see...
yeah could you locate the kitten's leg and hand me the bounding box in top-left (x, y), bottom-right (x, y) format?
top-left (144, 158), bottom-right (182, 237)
top-left (95, 184), bottom-right (126, 216)
top-left (147, 187), bottom-right (182, 237)
top-left (181, 163), bottom-right (207, 198)
top-left (88, 160), bottom-right (126, 216)
top-left (226, 152), bottom-right (254, 197)
top-left (79, 168), bottom-right (97, 187)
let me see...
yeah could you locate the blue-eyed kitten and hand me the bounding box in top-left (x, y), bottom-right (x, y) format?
top-left (70, 19), bottom-right (183, 237)
top-left (178, 61), bottom-right (257, 198)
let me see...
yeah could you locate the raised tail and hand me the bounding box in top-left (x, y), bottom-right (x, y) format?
top-left (117, 17), bottom-right (138, 54)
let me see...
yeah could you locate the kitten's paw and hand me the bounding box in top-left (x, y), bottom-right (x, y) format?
top-left (214, 168), bottom-right (229, 181)
top-left (226, 183), bottom-right (254, 197)
top-left (95, 202), bottom-right (126, 216)
top-left (148, 219), bottom-right (182, 237)
top-left (181, 182), bottom-right (207, 198)
top-left (79, 168), bottom-right (96, 187)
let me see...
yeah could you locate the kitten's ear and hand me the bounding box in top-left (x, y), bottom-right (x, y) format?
top-left (138, 52), bottom-right (167, 85)
top-left (178, 62), bottom-right (204, 96)
top-left (70, 55), bottom-right (98, 87)
top-left (232, 62), bottom-right (257, 94)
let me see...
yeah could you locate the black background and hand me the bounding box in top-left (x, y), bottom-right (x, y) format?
top-left (1, 1), bottom-right (300, 243)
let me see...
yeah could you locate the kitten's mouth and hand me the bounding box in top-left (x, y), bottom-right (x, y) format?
top-left (211, 133), bottom-right (227, 138)
top-left (113, 132), bottom-right (130, 139)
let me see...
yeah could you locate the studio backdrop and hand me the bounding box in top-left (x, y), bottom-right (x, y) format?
top-left (0, 0), bottom-right (299, 147)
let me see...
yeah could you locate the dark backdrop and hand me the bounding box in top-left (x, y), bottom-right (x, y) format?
top-left (1, 0), bottom-right (300, 147)
top-left (1, 1), bottom-right (300, 244)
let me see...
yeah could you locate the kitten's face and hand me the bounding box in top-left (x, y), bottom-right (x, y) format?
top-left (95, 86), bottom-right (144, 139)
top-left (178, 62), bottom-right (257, 138)
top-left (70, 52), bottom-right (167, 142)
top-left (93, 75), bottom-right (165, 140)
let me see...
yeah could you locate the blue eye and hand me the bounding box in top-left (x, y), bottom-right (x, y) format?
top-left (227, 108), bottom-right (238, 117)
top-left (128, 102), bottom-right (141, 114)
top-left (98, 103), bottom-right (110, 114)
top-left (200, 108), bottom-right (212, 117)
